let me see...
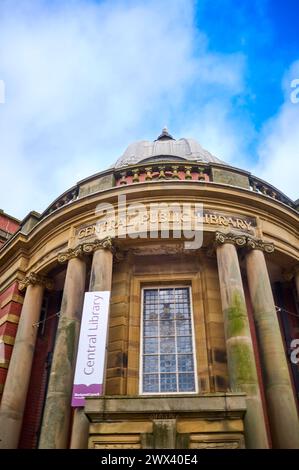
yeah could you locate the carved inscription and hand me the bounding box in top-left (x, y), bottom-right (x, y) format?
top-left (76, 209), bottom-right (256, 240)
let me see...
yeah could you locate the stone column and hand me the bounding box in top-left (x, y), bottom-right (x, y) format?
top-left (215, 232), bottom-right (268, 449)
top-left (70, 239), bottom-right (113, 449)
top-left (245, 241), bottom-right (299, 449)
top-left (39, 249), bottom-right (86, 449)
top-left (295, 267), bottom-right (299, 302)
top-left (0, 273), bottom-right (52, 449)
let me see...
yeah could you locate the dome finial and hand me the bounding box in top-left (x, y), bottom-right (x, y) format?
top-left (156, 127), bottom-right (175, 141)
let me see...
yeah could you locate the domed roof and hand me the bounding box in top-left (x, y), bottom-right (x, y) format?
top-left (114, 128), bottom-right (224, 168)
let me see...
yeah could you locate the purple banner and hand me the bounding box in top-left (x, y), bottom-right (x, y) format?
top-left (71, 291), bottom-right (110, 407)
top-left (71, 383), bottom-right (103, 407)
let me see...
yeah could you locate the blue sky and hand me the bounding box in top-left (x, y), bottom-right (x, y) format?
top-left (0, 0), bottom-right (298, 218)
top-left (196, 0), bottom-right (298, 124)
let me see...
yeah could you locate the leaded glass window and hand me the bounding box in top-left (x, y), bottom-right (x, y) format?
top-left (141, 287), bottom-right (197, 394)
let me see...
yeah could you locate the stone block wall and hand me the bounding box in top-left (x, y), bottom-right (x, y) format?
top-left (0, 282), bottom-right (23, 398)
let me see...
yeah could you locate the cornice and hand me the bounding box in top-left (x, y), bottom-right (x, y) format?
top-left (0, 184), bottom-right (296, 272)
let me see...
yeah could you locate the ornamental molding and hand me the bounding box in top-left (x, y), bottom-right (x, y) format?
top-left (82, 236), bottom-right (114, 254)
top-left (215, 232), bottom-right (247, 247)
top-left (57, 244), bottom-right (84, 263)
top-left (246, 236), bottom-right (274, 253)
top-left (215, 231), bottom-right (274, 253)
top-left (19, 272), bottom-right (54, 292)
top-left (58, 236), bottom-right (114, 264)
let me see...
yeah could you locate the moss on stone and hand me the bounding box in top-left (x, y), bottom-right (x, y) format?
top-left (65, 320), bottom-right (77, 365)
top-left (228, 342), bottom-right (257, 388)
top-left (153, 420), bottom-right (176, 448)
top-left (39, 395), bottom-right (70, 448)
top-left (225, 290), bottom-right (248, 338)
top-left (49, 318), bottom-right (77, 390)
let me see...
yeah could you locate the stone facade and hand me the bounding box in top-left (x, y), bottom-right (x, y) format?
top-left (86, 395), bottom-right (246, 449)
top-left (0, 133), bottom-right (298, 449)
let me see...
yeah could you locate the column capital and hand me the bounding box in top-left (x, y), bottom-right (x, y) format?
top-left (82, 236), bottom-right (114, 255)
top-left (246, 237), bottom-right (274, 253)
top-left (57, 244), bottom-right (85, 263)
top-left (215, 231), bottom-right (274, 253)
top-left (58, 236), bottom-right (114, 264)
top-left (215, 231), bottom-right (247, 247)
top-left (18, 272), bottom-right (54, 292)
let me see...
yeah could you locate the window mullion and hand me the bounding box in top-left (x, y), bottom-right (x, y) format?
top-left (141, 286), bottom-right (196, 395)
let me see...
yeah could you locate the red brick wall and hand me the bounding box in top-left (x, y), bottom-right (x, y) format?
top-left (18, 292), bottom-right (60, 449)
top-left (0, 212), bottom-right (20, 247)
top-left (0, 214), bottom-right (19, 233)
top-left (0, 282), bottom-right (24, 398)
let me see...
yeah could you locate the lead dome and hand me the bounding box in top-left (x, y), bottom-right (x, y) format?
top-left (113, 127), bottom-right (224, 168)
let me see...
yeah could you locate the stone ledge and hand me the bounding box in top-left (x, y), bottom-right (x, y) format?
top-left (85, 393), bottom-right (246, 422)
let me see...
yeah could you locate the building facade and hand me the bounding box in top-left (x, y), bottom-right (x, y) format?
top-left (0, 129), bottom-right (298, 449)
top-left (0, 210), bottom-right (20, 248)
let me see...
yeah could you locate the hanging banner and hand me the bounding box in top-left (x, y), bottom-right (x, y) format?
top-left (71, 291), bottom-right (110, 407)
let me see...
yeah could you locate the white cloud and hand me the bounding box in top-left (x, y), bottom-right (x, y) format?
top-left (253, 60), bottom-right (299, 202)
top-left (178, 98), bottom-right (255, 168)
top-left (0, 0), bottom-right (247, 218)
